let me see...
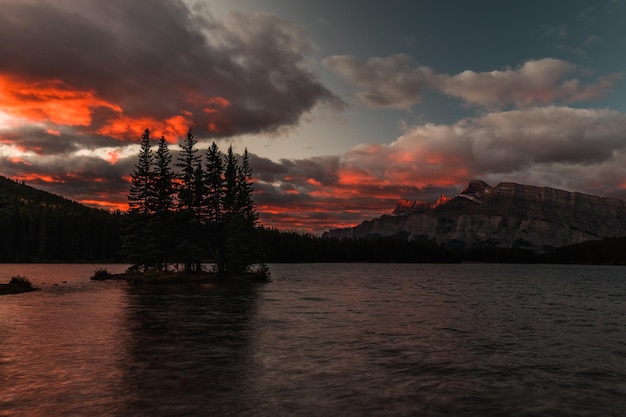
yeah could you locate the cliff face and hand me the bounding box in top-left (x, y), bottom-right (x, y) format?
top-left (324, 180), bottom-right (626, 252)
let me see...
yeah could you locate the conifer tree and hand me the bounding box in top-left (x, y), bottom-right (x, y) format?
top-left (175, 129), bottom-right (199, 212)
top-left (128, 129), bottom-right (154, 215)
top-left (222, 145), bottom-right (238, 217)
top-left (230, 148), bottom-right (260, 271)
top-left (193, 161), bottom-right (206, 221)
top-left (151, 136), bottom-right (175, 270)
top-left (215, 145), bottom-right (240, 273)
top-left (153, 136), bottom-right (174, 214)
top-left (238, 148), bottom-right (258, 229)
top-left (124, 129), bottom-right (157, 270)
top-left (204, 142), bottom-right (223, 224)
top-left (174, 129), bottom-right (203, 272)
top-left (220, 146), bottom-right (260, 273)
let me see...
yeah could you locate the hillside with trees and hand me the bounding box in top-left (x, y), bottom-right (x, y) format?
top-left (0, 175), bottom-right (123, 261)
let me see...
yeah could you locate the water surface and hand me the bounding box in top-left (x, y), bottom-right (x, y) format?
top-left (0, 263), bottom-right (624, 416)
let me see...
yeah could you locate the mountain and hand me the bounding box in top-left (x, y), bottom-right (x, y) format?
top-left (323, 180), bottom-right (626, 253)
top-left (0, 175), bottom-right (123, 261)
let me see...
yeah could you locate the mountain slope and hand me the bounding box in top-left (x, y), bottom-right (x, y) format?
top-left (0, 175), bottom-right (123, 261)
top-left (324, 180), bottom-right (626, 253)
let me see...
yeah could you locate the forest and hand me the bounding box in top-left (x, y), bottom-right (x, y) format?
top-left (2, 165), bottom-right (626, 265)
top-left (0, 175), bottom-right (123, 262)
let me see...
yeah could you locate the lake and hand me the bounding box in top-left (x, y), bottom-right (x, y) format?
top-left (0, 263), bottom-right (624, 416)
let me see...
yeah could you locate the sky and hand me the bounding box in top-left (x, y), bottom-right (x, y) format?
top-left (1, 0), bottom-right (626, 234)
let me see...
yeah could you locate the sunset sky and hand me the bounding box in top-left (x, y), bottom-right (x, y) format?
top-left (1, 0), bottom-right (626, 233)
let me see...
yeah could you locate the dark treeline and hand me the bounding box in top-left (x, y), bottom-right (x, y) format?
top-left (541, 236), bottom-right (626, 265)
top-left (0, 175), bottom-right (123, 262)
top-left (256, 228), bottom-right (458, 263)
top-left (2, 172), bottom-right (626, 265)
top-left (256, 229), bottom-right (626, 264)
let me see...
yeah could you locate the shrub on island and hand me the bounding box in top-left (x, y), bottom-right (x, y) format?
top-left (0, 275), bottom-right (38, 295)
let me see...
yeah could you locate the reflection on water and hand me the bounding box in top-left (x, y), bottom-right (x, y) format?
top-left (121, 283), bottom-right (259, 416)
top-left (0, 263), bottom-right (625, 416)
top-left (0, 265), bottom-right (130, 416)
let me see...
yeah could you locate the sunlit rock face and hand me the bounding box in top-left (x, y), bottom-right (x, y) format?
top-left (393, 195), bottom-right (451, 215)
top-left (324, 180), bottom-right (626, 252)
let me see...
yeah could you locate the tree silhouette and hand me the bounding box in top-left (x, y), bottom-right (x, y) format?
top-left (123, 129), bottom-right (265, 276)
top-left (128, 129), bottom-right (154, 215)
top-left (175, 129), bottom-right (199, 213)
top-left (204, 142), bottom-right (223, 224)
top-left (153, 136), bottom-right (175, 215)
top-left (151, 136), bottom-right (176, 270)
top-left (124, 129), bottom-right (157, 270)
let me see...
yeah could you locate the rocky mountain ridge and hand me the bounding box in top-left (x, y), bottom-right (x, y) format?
top-left (324, 180), bottom-right (626, 253)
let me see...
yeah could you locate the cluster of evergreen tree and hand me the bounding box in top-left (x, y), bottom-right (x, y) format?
top-left (0, 175), bottom-right (123, 262)
top-left (123, 129), bottom-right (260, 274)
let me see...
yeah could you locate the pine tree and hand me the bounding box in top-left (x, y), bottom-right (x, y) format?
top-left (236, 148), bottom-right (260, 269)
top-left (215, 145), bottom-right (240, 273)
top-left (151, 136), bottom-right (176, 270)
top-left (204, 142), bottom-right (223, 224)
top-left (175, 129), bottom-right (199, 213)
top-left (173, 129), bottom-right (203, 272)
top-left (124, 129), bottom-right (157, 270)
top-left (220, 146), bottom-right (261, 273)
top-left (193, 161), bottom-right (206, 221)
top-left (153, 136), bottom-right (174, 214)
top-left (128, 129), bottom-right (154, 215)
top-left (222, 145), bottom-right (238, 217)
top-left (238, 148), bottom-right (258, 229)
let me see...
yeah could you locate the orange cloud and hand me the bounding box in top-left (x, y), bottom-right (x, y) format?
top-left (200, 97), bottom-right (230, 114)
top-left (11, 173), bottom-right (59, 183)
top-left (108, 150), bottom-right (119, 165)
top-left (6, 157), bottom-right (32, 165)
top-left (80, 199), bottom-right (128, 212)
top-left (97, 113), bottom-right (192, 142)
top-left (0, 73), bottom-right (233, 143)
top-left (0, 73), bottom-right (121, 126)
top-left (337, 168), bottom-right (385, 187)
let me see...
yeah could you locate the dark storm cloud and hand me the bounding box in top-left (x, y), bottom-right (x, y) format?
top-left (0, 0), bottom-right (341, 138)
top-left (0, 125), bottom-right (126, 156)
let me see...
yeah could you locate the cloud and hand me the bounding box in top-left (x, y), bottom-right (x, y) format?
top-left (340, 106), bottom-right (626, 196)
top-left (324, 55), bottom-right (621, 109)
top-left (441, 59), bottom-right (621, 108)
top-left (0, 0), bottom-right (341, 141)
top-left (5, 104), bottom-right (626, 233)
top-left (0, 0), bottom-right (347, 220)
top-left (541, 25), bottom-right (568, 40)
top-left (1, 148), bottom-right (134, 211)
top-left (265, 106), bottom-right (626, 232)
top-left (2, 1), bottom-right (626, 234)
top-left (584, 35), bottom-right (604, 46)
top-left (322, 54), bottom-right (437, 109)
top-left (249, 106), bottom-right (626, 233)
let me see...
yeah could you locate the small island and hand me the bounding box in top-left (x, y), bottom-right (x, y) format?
top-left (91, 264), bottom-right (271, 284)
top-left (96, 129), bottom-right (270, 284)
top-left (0, 276), bottom-right (39, 295)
